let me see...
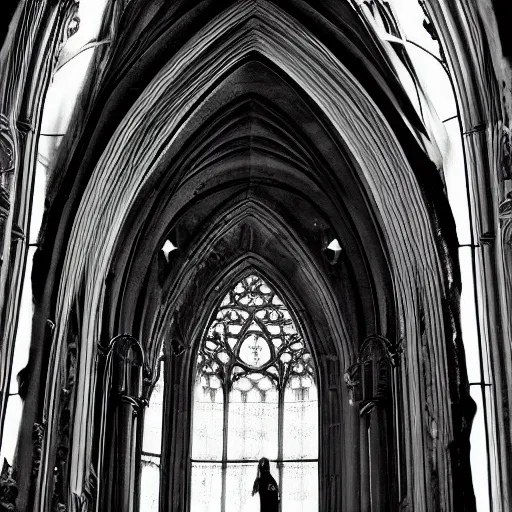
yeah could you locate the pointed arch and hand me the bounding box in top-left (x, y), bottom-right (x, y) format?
top-left (154, 250), bottom-right (355, 511)
top-left (33, 1), bottom-right (457, 510)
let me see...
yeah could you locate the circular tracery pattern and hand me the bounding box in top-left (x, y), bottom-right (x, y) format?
top-left (197, 275), bottom-right (315, 394)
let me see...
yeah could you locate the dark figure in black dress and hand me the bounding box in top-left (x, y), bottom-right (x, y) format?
top-left (252, 457), bottom-right (280, 512)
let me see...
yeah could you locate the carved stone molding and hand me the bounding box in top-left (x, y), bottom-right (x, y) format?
top-left (67, 15), bottom-right (80, 40)
top-left (325, 355), bottom-right (340, 392)
top-left (344, 361), bottom-right (361, 406)
top-left (0, 185), bottom-right (9, 260)
top-left (501, 129), bottom-right (512, 180)
top-left (51, 321), bottom-right (78, 512)
top-left (399, 496), bottom-right (412, 511)
top-left (93, 335), bottom-right (147, 511)
top-left (0, 115), bottom-right (14, 247)
top-left (238, 222), bottom-right (254, 252)
top-left (56, 0), bottom-right (80, 65)
top-left (31, 422), bottom-right (46, 480)
top-left (0, 114), bottom-right (14, 178)
top-left (0, 186), bottom-right (9, 220)
top-left (167, 312), bottom-right (189, 361)
top-left (9, 225), bottom-right (24, 242)
top-left (13, 121), bottom-right (31, 135)
top-left (142, 350), bottom-right (165, 404)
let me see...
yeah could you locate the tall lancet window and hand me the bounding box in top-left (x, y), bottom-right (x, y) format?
top-left (140, 356), bottom-right (164, 511)
top-left (191, 275), bottom-right (318, 512)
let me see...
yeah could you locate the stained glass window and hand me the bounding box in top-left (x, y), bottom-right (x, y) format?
top-left (191, 275), bottom-right (318, 511)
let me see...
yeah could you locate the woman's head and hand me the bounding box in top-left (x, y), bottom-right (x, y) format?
top-left (258, 457), bottom-right (270, 473)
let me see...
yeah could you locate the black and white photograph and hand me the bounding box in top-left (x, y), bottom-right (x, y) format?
top-left (0, 0), bottom-right (510, 510)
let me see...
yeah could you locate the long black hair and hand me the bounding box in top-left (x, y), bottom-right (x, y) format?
top-left (252, 457), bottom-right (271, 495)
top-left (258, 457), bottom-right (270, 474)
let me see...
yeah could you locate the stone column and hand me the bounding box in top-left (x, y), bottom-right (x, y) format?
top-left (344, 335), bottom-right (398, 511)
top-left (106, 335), bottom-right (145, 512)
top-left (161, 333), bottom-right (191, 512)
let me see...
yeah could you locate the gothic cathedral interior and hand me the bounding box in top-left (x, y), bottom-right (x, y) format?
top-left (1, 1), bottom-right (512, 511)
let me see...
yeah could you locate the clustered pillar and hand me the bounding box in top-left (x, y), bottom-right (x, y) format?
top-left (345, 335), bottom-right (399, 511)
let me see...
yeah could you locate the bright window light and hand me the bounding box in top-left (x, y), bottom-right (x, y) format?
top-left (162, 239), bottom-right (177, 261)
top-left (325, 239), bottom-right (342, 265)
top-left (326, 239), bottom-right (342, 252)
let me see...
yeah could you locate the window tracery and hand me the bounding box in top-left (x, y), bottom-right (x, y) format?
top-left (196, 275), bottom-right (315, 398)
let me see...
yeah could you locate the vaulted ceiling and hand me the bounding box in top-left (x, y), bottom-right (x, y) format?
top-left (29, 4), bottom-right (461, 507)
top-left (8, 1), bottom-right (492, 510)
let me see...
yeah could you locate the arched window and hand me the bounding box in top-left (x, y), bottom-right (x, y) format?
top-left (191, 275), bottom-right (318, 512)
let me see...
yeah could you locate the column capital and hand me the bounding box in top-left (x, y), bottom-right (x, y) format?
top-left (344, 334), bottom-right (399, 415)
top-left (110, 334), bottom-right (145, 402)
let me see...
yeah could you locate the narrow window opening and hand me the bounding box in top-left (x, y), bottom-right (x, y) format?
top-left (161, 239), bottom-right (178, 262)
top-left (140, 357), bottom-right (164, 512)
top-left (325, 238), bottom-right (342, 265)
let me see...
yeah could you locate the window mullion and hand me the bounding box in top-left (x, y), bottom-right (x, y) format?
top-left (221, 380), bottom-right (230, 512)
top-left (278, 385), bottom-right (285, 512)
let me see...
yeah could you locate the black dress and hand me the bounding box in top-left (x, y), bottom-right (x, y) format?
top-left (255, 473), bottom-right (280, 512)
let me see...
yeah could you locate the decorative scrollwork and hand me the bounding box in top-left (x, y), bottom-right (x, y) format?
top-left (197, 274), bottom-right (315, 396)
top-left (0, 115), bottom-right (14, 175)
top-left (0, 114), bottom-right (14, 206)
top-left (31, 422), bottom-right (46, 479)
top-left (502, 129), bottom-right (512, 180)
top-left (0, 460), bottom-right (17, 512)
top-left (51, 321), bottom-right (78, 511)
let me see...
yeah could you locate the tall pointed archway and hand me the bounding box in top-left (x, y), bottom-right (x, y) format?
top-left (6, 2), bottom-right (480, 512)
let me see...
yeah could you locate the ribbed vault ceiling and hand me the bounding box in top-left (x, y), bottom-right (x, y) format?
top-left (105, 61), bottom-right (393, 369)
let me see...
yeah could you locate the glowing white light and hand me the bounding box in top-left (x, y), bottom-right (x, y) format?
top-left (326, 239), bottom-right (342, 251)
top-left (162, 239), bottom-right (177, 260)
